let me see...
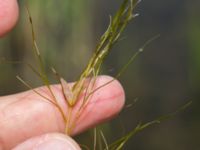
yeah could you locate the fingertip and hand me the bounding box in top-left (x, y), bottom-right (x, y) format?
top-left (0, 0), bottom-right (19, 37)
top-left (95, 75), bottom-right (126, 113)
top-left (13, 133), bottom-right (81, 150)
top-left (72, 75), bottom-right (125, 134)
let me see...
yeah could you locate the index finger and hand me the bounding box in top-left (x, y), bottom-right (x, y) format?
top-left (0, 76), bottom-right (125, 150)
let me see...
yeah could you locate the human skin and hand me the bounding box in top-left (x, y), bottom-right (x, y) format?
top-left (0, 0), bottom-right (18, 37)
top-left (0, 1), bottom-right (125, 149)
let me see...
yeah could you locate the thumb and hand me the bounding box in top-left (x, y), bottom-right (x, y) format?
top-left (12, 133), bottom-right (81, 150)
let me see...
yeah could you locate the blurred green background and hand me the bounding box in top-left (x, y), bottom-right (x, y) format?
top-left (0, 0), bottom-right (200, 149)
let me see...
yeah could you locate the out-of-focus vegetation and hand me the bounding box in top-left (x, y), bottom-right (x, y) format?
top-left (0, 0), bottom-right (199, 149)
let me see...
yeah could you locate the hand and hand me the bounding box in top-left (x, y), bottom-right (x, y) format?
top-left (0, 1), bottom-right (125, 149)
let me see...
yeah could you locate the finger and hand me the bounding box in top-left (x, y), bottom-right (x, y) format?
top-left (0, 0), bottom-right (19, 37)
top-left (0, 75), bottom-right (125, 149)
top-left (13, 133), bottom-right (81, 150)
